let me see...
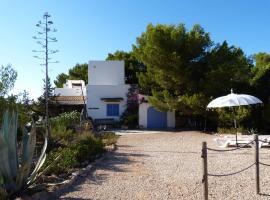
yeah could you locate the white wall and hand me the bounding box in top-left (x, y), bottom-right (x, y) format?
top-left (88, 61), bottom-right (125, 85)
top-left (64, 80), bottom-right (85, 89)
top-left (86, 84), bottom-right (129, 121)
top-left (139, 103), bottom-right (149, 128)
top-left (139, 103), bottom-right (175, 128)
top-left (167, 111), bottom-right (176, 128)
top-left (54, 88), bottom-right (86, 96)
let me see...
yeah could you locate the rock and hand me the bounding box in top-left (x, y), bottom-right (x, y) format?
top-left (71, 171), bottom-right (80, 176)
top-left (86, 164), bottom-right (92, 170)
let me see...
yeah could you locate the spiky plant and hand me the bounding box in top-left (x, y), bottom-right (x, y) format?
top-left (0, 111), bottom-right (47, 194)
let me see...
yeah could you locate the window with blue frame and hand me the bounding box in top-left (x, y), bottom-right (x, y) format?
top-left (106, 104), bottom-right (119, 116)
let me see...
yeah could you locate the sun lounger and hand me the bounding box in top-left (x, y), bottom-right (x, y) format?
top-left (214, 135), bottom-right (270, 148)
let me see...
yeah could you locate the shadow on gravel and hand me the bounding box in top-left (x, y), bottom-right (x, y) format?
top-left (259, 193), bottom-right (270, 197)
top-left (58, 198), bottom-right (92, 200)
top-left (51, 151), bottom-right (149, 199)
top-left (93, 151), bottom-right (150, 173)
top-left (123, 149), bottom-right (200, 155)
top-left (116, 144), bottom-right (133, 148)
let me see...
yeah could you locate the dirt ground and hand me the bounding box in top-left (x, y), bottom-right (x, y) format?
top-left (51, 131), bottom-right (270, 200)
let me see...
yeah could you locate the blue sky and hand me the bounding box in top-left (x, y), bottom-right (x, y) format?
top-left (0, 0), bottom-right (270, 99)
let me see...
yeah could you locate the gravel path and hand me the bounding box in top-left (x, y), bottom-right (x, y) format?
top-left (52, 131), bottom-right (270, 200)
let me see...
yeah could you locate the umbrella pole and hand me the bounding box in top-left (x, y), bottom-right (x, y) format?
top-left (233, 108), bottom-right (238, 147)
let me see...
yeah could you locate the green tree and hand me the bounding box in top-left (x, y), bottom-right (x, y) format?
top-left (54, 63), bottom-right (88, 87)
top-left (249, 52), bottom-right (270, 131)
top-left (204, 41), bottom-right (252, 98)
top-left (54, 73), bottom-right (69, 88)
top-left (34, 77), bottom-right (54, 116)
top-left (0, 64), bottom-right (17, 97)
top-left (106, 51), bottom-right (145, 84)
top-left (251, 52), bottom-right (270, 103)
top-left (133, 23), bottom-right (252, 117)
top-left (133, 23), bottom-right (212, 113)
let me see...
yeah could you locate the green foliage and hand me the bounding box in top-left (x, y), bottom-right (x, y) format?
top-left (0, 64), bottom-right (17, 97)
top-left (54, 73), bottom-right (69, 88)
top-left (106, 51), bottom-right (145, 84)
top-left (134, 23), bottom-right (212, 98)
top-left (0, 187), bottom-right (8, 200)
top-left (216, 107), bottom-right (251, 128)
top-left (101, 132), bottom-right (119, 146)
top-left (249, 52), bottom-right (270, 131)
top-left (51, 125), bottom-right (74, 145)
top-left (44, 147), bottom-right (79, 175)
top-left (120, 85), bottom-right (139, 128)
top-left (43, 135), bottom-right (104, 175)
top-left (254, 52), bottom-right (270, 68)
top-left (121, 115), bottom-right (138, 129)
top-left (133, 23), bottom-right (212, 113)
top-left (204, 41), bottom-right (252, 97)
top-left (76, 135), bottom-right (104, 162)
top-left (33, 77), bottom-right (54, 117)
top-left (133, 23), bottom-right (252, 119)
top-left (54, 63), bottom-right (88, 88)
top-left (217, 127), bottom-right (250, 135)
top-left (50, 111), bottom-right (80, 128)
top-left (251, 52), bottom-right (270, 103)
top-left (49, 111), bottom-right (81, 145)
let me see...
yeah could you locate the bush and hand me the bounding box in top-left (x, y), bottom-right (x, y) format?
top-left (44, 147), bottom-right (79, 175)
top-left (101, 132), bottom-right (119, 146)
top-left (76, 135), bottom-right (104, 162)
top-left (217, 107), bottom-right (251, 128)
top-left (50, 111), bottom-right (81, 145)
top-left (50, 111), bottom-right (80, 128)
top-left (0, 187), bottom-right (8, 200)
top-left (217, 127), bottom-right (251, 135)
top-left (43, 134), bottom-right (104, 175)
top-left (51, 124), bottom-right (75, 145)
top-left (121, 114), bottom-right (138, 129)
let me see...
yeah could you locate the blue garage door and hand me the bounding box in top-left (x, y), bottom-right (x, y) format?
top-left (147, 107), bottom-right (167, 129)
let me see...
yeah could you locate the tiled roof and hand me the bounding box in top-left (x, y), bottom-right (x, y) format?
top-left (52, 96), bottom-right (86, 105)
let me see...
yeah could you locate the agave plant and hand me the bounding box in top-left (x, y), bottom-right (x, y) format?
top-left (0, 111), bottom-right (47, 193)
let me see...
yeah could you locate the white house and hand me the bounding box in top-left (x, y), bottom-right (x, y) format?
top-left (54, 80), bottom-right (86, 105)
top-left (138, 95), bottom-right (175, 129)
top-left (86, 61), bottom-right (129, 122)
top-left (54, 61), bottom-right (175, 129)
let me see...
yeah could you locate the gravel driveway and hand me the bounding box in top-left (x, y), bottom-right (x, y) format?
top-left (52, 131), bottom-right (270, 200)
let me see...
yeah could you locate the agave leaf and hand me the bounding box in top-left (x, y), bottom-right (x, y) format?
top-left (28, 128), bottom-right (47, 185)
top-left (6, 112), bottom-right (18, 179)
top-left (16, 122), bottom-right (36, 190)
top-left (0, 134), bottom-right (15, 189)
top-left (15, 129), bottom-right (29, 190)
top-left (36, 154), bottom-right (60, 178)
top-left (0, 112), bottom-right (17, 189)
top-left (28, 154), bottom-right (46, 185)
top-left (2, 111), bottom-right (9, 141)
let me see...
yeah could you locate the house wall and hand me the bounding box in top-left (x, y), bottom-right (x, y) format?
top-left (139, 102), bottom-right (175, 128)
top-left (54, 88), bottom-right (86, 96)
top-left (64, 80), bottom-right (86, 89)
top-left (139, 103), bottom-right (149, 128)
top-left (167, 111), bottom-right (176, 128)
top-left (88, 61), bottom-right (125, 85)
top-left (86, 84), bottom-right (130, 121)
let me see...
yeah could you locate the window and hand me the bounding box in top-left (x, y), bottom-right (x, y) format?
top-left (72, 83), bottom-right (82, 88)
top-left (107, 104), bottom-right (119, 116)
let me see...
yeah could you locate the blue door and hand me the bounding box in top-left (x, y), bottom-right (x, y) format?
top-left (147, 107), bottom-right (167, 129)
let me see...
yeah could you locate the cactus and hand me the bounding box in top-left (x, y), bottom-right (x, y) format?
top-left (0, 111), bottom-right (47, 193)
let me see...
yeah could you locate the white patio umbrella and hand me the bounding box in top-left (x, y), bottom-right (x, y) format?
top-left (207, 89), bottom-right (263, 146)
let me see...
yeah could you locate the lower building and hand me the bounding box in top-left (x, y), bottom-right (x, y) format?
top-left (138, 95), bottom-right (175, 129)
top-left (86, 84), bottom-right (130, 122)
